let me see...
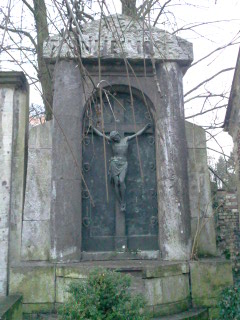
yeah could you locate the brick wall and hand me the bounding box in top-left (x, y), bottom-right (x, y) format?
top-left (216, 190), bottom-right (240, 266)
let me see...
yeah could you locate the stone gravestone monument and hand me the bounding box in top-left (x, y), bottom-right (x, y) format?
top-left (1, 12), bottom-right (234, 320)
top-left (44, 14), bottom-right (193, 261)
top-left (82, 93), bottom-right (158, 252)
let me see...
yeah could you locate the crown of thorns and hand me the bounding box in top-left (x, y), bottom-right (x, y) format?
top-left (110, 131), bottom-right (121, 139)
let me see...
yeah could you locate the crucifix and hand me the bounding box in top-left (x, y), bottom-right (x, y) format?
top-left (91, 97), bottom-right (151, 250)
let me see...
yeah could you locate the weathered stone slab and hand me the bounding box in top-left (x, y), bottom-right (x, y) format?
top-left (185, 122), bottom-right (207, 149)
top-left (56, 277), bottom-right (83, 303)
top-left (44, 15), bottom-right (193, 64)
top-left (143, 262), bottom-right (189, 278)
top-left (152, 308), bottom-right (209, 320)
top-left (22, 303), bottom-right (54, 315)
top-left (51, 115), bottom-right (82, 180)
top-left (21, 221), bottom-right (50, 261)
top-left (7, 80), bottom-right (29, 269)
top-left (56, 266), bottom-right (89, 278)
top-left (156, 63), bottom-right (191, 260)
top-left (145, 274), bottom-right (189, 306)
top-left (190, 259), bottom-right (233, 307)
top-left (51, 179), bottom-right (81, 261)
top-left (28, 121), bottom-right (52, 149)
top-left (1, 83), bottom-right (29, 292)
top-left (0, 85), bottom-right (14, 296)
top-left (185, 121), bottom-right (217, 257)
top-left (0, 295), bottom-right (22, 320)
top-left (9, 266), bottom-right (55, 303)
top-left (191, 218), bottom-right (217, 257)
top-left (23, 149), bottom-right (51, 221)
top-left (24, 121), bottom-right (52, 221)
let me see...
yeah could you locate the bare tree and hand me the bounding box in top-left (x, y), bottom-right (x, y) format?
top-left (0, 0), bottom-right (53, 119)
top-left (0, 0), bottom-right (239, 133)
top-left (121, 0), bottom-right (137, 16)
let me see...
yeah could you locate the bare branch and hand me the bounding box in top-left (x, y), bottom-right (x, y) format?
top-left (172, 19), bottom-right (240, 35)
top-left (22, 0), bottom-right (35, 14)
top-left (208, 166), bottom-right (228, 187)
top-left (207, 130), bottom-right (229, 164)
top-left (138, 0), bottom-right (159, 18)
top-left (184, 68), bottom-right (235, 98)
top-left (0, 25), bottom-right (37, 50)
top-left (207, 147), bottom-right (230, 158)
top-left (190, 39), bottom-right (240, 68)
top-left (153, 0), bottom-right (172, 27)
top-left (1, 0), bottom-right (12, 52)
top-left (184, 93), bottom-right (228, 104)
top-left (185, 104), bottom-right (227, 119)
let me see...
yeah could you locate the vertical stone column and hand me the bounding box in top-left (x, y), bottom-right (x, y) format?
top-left (186, 122), bottom-right (217, 256)
top-left (0, 72), bottom-right (29, 295)
top-left (50, 61), bottom-right (84, 262)
top-left (155, 62), bottom-right (191, 260)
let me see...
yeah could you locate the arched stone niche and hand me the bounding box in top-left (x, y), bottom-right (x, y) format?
top-left (82, 87), bottom-right (159, 255)
top-left (50, 60), bottom-right (191, 262)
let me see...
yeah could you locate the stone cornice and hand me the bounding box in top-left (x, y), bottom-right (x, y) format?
top-left (0, 71), bottom-right (28, 90)
top-left (43, 14), bottom-right (193, 68)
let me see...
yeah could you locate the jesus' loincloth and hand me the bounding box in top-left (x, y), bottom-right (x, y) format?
top-left (109, 157), bottom-right (128, 183)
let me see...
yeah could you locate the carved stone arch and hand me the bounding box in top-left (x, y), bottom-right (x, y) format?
top-left (82, 86), bottom-right (159, 253)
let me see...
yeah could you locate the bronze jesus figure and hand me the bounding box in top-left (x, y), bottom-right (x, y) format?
top-left (92, 123), bottom-right (150, 212)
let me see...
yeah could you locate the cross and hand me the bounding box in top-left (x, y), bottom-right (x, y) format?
top-left (95, 96), bottom-right (151, 251)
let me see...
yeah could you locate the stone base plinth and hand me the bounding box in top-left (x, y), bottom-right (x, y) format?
top-left (0, 295), bottom-right (23, 320)
top-left (190, 259), bottom-right (233, 319)
top-left (8, 259), bottom-right (233, 319)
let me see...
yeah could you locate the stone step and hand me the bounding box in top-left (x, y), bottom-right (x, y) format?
top-left (23, 315), bottom-right (58, 320)
top-left (152, 308), bottom-right (209, 320)
top-left (27, 308), bottom-right (209, 320)
top-left (0, 295), bottom-right (23, 320)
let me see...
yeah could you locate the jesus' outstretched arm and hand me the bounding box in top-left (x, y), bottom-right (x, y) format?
top-left (127, 123), bottom-right (151, 141)
top-left (91, 126), bottom-right (111, 141)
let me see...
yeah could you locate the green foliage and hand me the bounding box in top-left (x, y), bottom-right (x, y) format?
top-left (58, 268), bottom-right (150, 320)
top-left (223, 249), bottom-right (231, 260)
top-left (217, 284), bottom-right (240, 319)
top-left (212, 153), bottom-right (236, 191)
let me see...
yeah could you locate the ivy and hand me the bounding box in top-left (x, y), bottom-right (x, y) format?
top-left (217, 284), bottom-right (240, 319)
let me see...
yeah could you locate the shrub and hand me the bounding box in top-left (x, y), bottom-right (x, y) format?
top-left (58, 268), bottom-right (150, 320)
top-left (217, 284), bottom-right (240, 319)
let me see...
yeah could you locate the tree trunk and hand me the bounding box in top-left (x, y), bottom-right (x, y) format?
top-left (33, 0), bottom-right (53, 120)
top-left (121, 0), bottom-right (137, 17)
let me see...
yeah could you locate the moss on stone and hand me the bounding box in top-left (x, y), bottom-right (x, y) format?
top-left (0, 295), bottom-right (23, 320)
top-left (208, 307), bottom-right (220, 320)
top-left (9, 266), bottom-right (55, 303)
top-left (190, 260), bottom-right (233, 308)
top-left (56, 265), bottom-right (89, 278)
top-left (149, 298), bottom-right (190, 317)
top-left (56, 277), bottom-right (83, 303)
top-left (143, 262), bottom-right (189, 278)
top-left (22, 303), bottom-right (55, 314)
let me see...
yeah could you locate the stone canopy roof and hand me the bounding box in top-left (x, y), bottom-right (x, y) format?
top-left (44, 14), bottom-right (193, 66)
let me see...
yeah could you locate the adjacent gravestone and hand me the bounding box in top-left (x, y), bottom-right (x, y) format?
top-left (0, 72), bottom-right (29, 295)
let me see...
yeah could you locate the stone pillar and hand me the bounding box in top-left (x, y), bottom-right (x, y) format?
top-left (155, 63), bottom-right (191, 260)
top-left (50, 61), bottom-right (84, 262)
top-left (185, 122), bottom-right (217, 256)
top-left (22, 121), bottom-right (52, 261)
top-left (0, 72), bottom-right (29, 295)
